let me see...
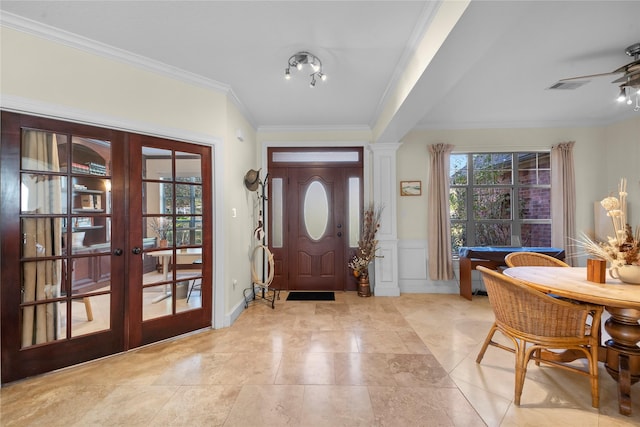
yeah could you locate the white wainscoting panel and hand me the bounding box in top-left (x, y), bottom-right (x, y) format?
top-left (398, 240), bottom-right (460, 294)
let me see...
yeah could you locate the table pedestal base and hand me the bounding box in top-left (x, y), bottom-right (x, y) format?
top-left (603, 306), bottom-right (640, 416)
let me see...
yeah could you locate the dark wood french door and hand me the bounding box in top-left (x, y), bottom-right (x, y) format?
top-left (0, 112), bottom-right (211, 383)
top-left (127, 135), bottom-right (212, 347)
top-left (268, 148), bottom-right (363, 292)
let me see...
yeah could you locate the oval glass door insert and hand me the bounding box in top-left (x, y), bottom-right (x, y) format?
top-left (303, 180), bottom-right (328, 240)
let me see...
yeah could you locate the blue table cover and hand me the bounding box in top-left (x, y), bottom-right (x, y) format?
top-left (459, 246), bottom-right (565, 262)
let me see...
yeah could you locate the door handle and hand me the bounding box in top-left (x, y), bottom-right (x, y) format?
top-left (337, 224), bottom-right (342, 228)
top-left (132, 247), bottom-right (142, 255)
top-left (337, 232), bottom-right (342, 237)
top-left (113, 248), bottom-right (123, 256)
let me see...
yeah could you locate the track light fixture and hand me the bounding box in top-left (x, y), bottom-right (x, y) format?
top-left (284, 51), bottom-right (326, 87)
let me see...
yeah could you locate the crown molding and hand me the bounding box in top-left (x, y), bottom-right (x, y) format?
top-left (257, 124), bottom-right (372, 134)
top-left (1, 95), bottom-right (221, 146)
top-left (1, 12), bottom-right (256, 127)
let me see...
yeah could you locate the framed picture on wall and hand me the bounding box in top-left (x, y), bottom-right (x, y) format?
top-left (400, 180), bottom-right (422, 196)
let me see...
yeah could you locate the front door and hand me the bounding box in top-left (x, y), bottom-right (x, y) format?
top-left (268, 147), bottom-right (363, 291)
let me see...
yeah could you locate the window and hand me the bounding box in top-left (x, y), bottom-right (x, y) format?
top-left (450, 152), bottom-right (551, 255)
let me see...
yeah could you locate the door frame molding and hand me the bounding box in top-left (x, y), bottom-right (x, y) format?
top-left (261, 140), bottom-right (371, 291)
top-left (1, 101), bottom-right (226, 330)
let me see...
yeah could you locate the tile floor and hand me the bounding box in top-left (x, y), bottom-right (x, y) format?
top-left (1, 292), bottom-right (639, 426)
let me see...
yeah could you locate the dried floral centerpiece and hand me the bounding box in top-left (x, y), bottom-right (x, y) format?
top-left (580, 178), bottom-right (639, 283)
top-left (348, 204), bottom-right (383, 279)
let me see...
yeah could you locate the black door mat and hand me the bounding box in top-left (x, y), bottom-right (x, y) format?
top-left (286, 291), bottom-right (335, 301)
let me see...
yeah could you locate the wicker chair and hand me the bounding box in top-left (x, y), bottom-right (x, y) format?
top-left (475, 266), bottom-right (602, 408)
top-left (505, 251), bottom-right (569, 268)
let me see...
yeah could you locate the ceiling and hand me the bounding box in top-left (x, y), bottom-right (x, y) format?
top-left (1, 1), bottom-right (639, 140)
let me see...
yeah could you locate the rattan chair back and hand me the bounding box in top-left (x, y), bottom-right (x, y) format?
top-left (505, 251), bottom-right (569, 268)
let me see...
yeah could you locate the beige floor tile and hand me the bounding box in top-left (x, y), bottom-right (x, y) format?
top-left (223, 384), bottom-right (304, 426)
top-left (368, 386), bottom-right (485, 426)
top-left (3, 293), bottom-right (640, 426)
top-left (275, 352), bottom-right (335, 385)
top-left (300, 385), bottom-right (374, 426)
top-left (149, 385), bottom-right (241, 426)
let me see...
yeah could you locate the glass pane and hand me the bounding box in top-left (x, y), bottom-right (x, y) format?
top-left (473, 188), bottom-right (511, 220)
top-left (21, 260), bottom-right (63, 303)
top-left (71, 137), bottom-right (110, 176)
top-left (519, 188), bottom-right (551, 219)
top-left (451, 223), bottom-right (467, 254)
top-left (145, 216), bottom-right (173, 247)
top-left (539, 169), bottom-right (551, 185)
top-left (22, 218), bottom-right (65, 258)
top-left (475, 223), bottom-right (511, 246)
top-left (21, 131), bottom-right (68, 172)
top-left (303, 181), bottom-right (329, 240)
top-left (348, 177), bottom-right (360, 248)
top-left (175, 216), bottom-right (202, 246)
top-left (142, 251), bottom-right (166, 286)
top-left (144, 182), bottom-right (173, 214)
top-left (272, 178), bottom-right (283, 248)
top-left (273, 151), bottom-right (359, 163)
top-left (538, 152), bottom-right (550, 168)
top-left (21, 174), bottom-right (67, 214)
top-left (176, 270), bottom-right (202, 313)
top-left (146, 247), bottom-right (175, 281)
top-left (72, 177), bottom-right (110, 213)
top-left (176, 152), bottom-right (202, 180)
top-left (521, 223), bottom-right (552, 247)
top-left (71, 295), bottom-right (110, 337)
top-left (176, 184), bottom-right (202, 215)
top-left (473, 153), bottom-right (512, 185)
top-left (21, 304), bottom-right (65, 347)
top-left (143, 284), bottom-right (173, 320)
top-left (142, 147), bottom-right (172, 180)
top-left (449, 188), bottom-right (467, 220)
top-left (449, 154), bottom-right (468, 185)
top-left (71, 255), bottom-right (111, 295)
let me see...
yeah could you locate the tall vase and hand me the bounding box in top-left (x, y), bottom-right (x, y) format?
top-left (358, 275), bottom-right (371, 297)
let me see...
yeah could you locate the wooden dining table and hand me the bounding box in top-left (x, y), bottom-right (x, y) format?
top-left (504, 266), bottom-right (640, 416)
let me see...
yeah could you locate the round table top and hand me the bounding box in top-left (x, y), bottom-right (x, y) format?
top-left (503, 266), bottom-right (640, 309)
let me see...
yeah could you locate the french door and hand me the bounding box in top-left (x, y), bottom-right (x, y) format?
top-left (127, 134), bottom-right (212, 347)
top-left (0, 112), bottom-right (211, 383)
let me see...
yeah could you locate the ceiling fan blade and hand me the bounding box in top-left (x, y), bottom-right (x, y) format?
top-left (612, 58), bottom-right (640, 74)
top-left (611, 68), bottom-right (640, 84)
top-left (559, 71), bottom-right (619, 82)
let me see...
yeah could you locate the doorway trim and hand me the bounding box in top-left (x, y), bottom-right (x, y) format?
top-left (2, 100), bottom-right (225, 331)
top-left (261, 140), bottom-right (371, 290)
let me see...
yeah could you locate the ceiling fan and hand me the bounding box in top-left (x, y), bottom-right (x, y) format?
top-left (560, 42), bottom-right (640, 110)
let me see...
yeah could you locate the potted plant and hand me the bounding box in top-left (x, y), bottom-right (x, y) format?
top-left (348, 204), bottom-right (383, 296)
top-left (149, 217), bottom-right (172, 247)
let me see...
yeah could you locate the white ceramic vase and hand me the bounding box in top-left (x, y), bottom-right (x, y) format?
top-left (610, 265), bottom-right (640, 285)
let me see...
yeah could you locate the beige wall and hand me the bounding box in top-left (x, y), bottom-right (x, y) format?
top-left (399, 119), bottom-right (639, 248)
top-left (0, 27), bottom-right (227, 134)
top-left (0, 25), bottom-right (251, 323)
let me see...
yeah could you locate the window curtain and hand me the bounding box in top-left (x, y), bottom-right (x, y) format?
top-left (427, 143), bottom-right (454, 280)
top-left (21, 131), bottom-right (63, 347)
top-left (551, 141), bottom-right (576, 266)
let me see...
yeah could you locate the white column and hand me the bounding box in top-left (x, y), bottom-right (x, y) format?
top-left (369, 143), bottom-right (401, 296)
